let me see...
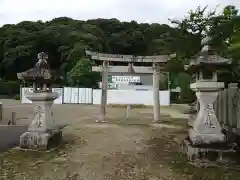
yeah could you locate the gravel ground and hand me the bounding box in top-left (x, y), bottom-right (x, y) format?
top-left (1, 99), bottom-right (239, 180)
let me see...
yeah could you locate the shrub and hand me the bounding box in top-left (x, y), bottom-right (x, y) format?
top-left (14, 94), bottom-right (20, 100)
top-left (0, 80), bottom-right (20, 95)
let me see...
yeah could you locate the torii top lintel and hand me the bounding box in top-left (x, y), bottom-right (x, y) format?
top-left (85, 50), bottom-right (175, 63)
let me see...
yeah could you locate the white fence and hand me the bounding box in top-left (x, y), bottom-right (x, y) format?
top-left (62, 87), bottom-right (92, 104)
top-left (21, 88), bottom-right (65, 104)
top-left (21, 87), bottom-right (170, 106)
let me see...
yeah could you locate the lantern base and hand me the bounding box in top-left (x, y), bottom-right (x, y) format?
top-left (183, 139), bottom-right (238, 167)
top-left (19, 130), bottom-right (62, 150)
top-left (189, 128), bottom-right (225, 145)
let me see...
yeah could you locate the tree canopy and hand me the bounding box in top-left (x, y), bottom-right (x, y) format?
top-left (0, 17), bottom-right (179, 86)
top-left (0, 5), bottom-right (239, 98)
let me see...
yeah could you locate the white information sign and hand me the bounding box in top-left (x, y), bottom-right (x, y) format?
top-left (112, 76), bottom-right (140, 84)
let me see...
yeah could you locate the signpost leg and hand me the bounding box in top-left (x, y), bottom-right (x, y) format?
top-left (125, 104), bottom-right (131, 119)
top-left (153, 63), bottom-right (160, 122)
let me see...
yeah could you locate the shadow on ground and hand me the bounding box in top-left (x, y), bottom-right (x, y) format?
top-left (0, 125), bottom-right (28, 153)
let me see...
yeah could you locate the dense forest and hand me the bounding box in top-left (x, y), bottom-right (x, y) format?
top-left (0, 5), bottom-right (239, 101)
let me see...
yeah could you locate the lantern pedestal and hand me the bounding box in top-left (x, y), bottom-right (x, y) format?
top-left (189, 82), bottom-right (225, 145)
top-left (19, 92), bottom-right (62, 150)
top-left (184, 81), bottom-right (236, 166)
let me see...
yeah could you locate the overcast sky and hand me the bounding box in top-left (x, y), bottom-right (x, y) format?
top-left (0, 0), bottom-right (239, 26)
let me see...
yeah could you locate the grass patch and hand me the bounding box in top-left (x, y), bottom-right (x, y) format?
top-left (169, 151), bottom-right (240, 180)
top-left (0, 133), bottom-right (85, 180)
top-left (146, 123), bottom-right (240, 180)
top-left (159, 118), bottom-right (189, 128)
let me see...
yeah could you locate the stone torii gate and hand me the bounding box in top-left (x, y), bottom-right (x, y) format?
top-left (86, 50), bottom-right (172, 123)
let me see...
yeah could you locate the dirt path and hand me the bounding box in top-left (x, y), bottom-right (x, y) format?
top-left (1, 101), bottom-right (240, 180)
top-left (0, 101), bottom-right (187, 180)
top-left (1, 120), bottom-right (187, 180)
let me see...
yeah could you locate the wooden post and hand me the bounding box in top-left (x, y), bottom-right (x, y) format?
top-left (126, 105), bottom-right (131, 119)
top-left (223, 89), bottom-right (228, 125)
top-left (12, 112), bottom-right (16, 125)
top-left (33, 82), bottom-right (37, 92)
top-left (43, 84), bottom-right (47, 91)
top-left (125, 63), bottom-right (134, 119)
top-left (153, 63), bottom-right (160, 122)
top-left (98, 60), bottom-right (108, 123)
top-left (0, 102), bottom-right (2, 121)
top-left (20, 84), bottom-right (22, 103)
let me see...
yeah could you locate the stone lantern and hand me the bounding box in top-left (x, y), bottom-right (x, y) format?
top-left (17, 52), bottom-right (64, 150)
top-left (184, 37), bottom-right (234, 165)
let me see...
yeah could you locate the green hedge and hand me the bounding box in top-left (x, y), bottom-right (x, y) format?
top-left (0, 80), bottom-right (20, 95)
top-left (170, 91), bottom-right (196, 104)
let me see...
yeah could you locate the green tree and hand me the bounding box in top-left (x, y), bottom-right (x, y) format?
top-left (0, 5), bottom-right (239, 92)
top-left (67, 58), bottom-right (100, 88)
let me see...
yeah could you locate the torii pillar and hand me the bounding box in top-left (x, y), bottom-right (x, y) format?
top-left (97, 60), bottom-right (108, 123)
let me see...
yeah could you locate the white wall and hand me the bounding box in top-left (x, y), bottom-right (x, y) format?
top-left (92, 89), bottom-right (170, 106)
top-left (21, 87), bottom-right (170, 106)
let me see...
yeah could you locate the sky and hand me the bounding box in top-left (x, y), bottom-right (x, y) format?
top-left (0, 0), bottom-right (239, 26)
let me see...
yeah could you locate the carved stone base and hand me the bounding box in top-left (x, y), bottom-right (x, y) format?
top-left (20, 130), bottom-right (62, 150)
top-left (183, 139), bottom-right (237, 167)
top-left (189, 128), bottom-right (225, 145)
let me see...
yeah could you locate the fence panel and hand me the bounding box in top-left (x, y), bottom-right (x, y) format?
top-left (63, 87), bottom-right (72, 103)
top-left (62, 87), bottom-right (93, 104)
top-left (70, 88), bottom-right (79, 104)
top-left (227, 83), bottom-right (239, 128)
top-left (78, 88), bottom-right (92, 104)
top-left (52, 88), bottom-right (63, 104)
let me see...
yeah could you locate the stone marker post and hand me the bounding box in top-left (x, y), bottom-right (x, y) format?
top-left (189, 84), bottom-right (225, 144)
